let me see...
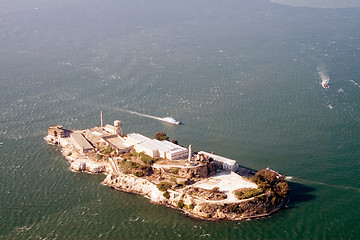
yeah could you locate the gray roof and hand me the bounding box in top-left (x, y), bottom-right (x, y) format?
top-left (103, 135), bottom-right (131, 150)
top-left (70, 132), bottom-right (93, 150)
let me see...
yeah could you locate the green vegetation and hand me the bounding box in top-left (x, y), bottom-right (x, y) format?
top-left (234, 188), bottom-right (263, 200)
top-left (102, 146), bottom-right (113, 155)
top-left (251, 169), bottom-right (290, 201)
top-left (189, 203), bottom-right (195, 210)
top-left (141, 154), bottom-right (154, 165)
top-left (154, 132), bottom-right (169, 141)
top-left (134, 170), bottom-right (145, 177)
top-left (95, 154), bottom-right (102, 161)
top-left (177, 200), bottom-right (185, 209)
top-left (170, 167), bottom-right (180, 175)
top-left (163, 191), bottom-right (170, 199)
top-left (157, 181), bottom-right (173, 192)
top-left (118, 159), bottom-right (152, 177)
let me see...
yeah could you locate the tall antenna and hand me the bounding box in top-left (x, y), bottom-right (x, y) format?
top-left (100, 111), bottom-right (103, 127)
top-left (188, 145), bottom-right (192, 161)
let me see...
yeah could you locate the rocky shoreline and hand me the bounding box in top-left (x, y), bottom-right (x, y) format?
top-left (45, 123), bottom-right (290, 221)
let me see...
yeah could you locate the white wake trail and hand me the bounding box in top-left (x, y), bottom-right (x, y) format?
top-left (102, 105), bottom-right (163, 121)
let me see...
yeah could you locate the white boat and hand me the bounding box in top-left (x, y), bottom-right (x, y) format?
top-left (161, 117), bottom-right (181, 125)
top-left (322, 80), bottom-right (329, 89)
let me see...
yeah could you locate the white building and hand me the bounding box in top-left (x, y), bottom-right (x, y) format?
top-left (126, 133), bottom-right (152, 145)
top-left (104, 120), bottom-right (122, 136)
top-left (198, 151), bottom-right (239, 171)
top-left (126, 133), bottom-right (188, 160)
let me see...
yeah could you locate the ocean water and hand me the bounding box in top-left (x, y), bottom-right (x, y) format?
top-left (0, 0), bottom-right (359, 239)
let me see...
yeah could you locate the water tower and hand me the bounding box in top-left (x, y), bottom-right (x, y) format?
top-left (114, 120), bottom-right (122, 136)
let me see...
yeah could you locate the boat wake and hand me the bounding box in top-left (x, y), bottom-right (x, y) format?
top-left (106, 106), bottom-right (162, 121)
top-left (286, 176), bottom-right (360, 192)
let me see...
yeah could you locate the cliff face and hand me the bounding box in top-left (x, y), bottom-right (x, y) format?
top-left (103, 173), bottom-right (164, 203)
top-left (102, 173), bottom-right (286, 221)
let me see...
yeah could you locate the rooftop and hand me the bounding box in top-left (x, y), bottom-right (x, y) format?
top-left (102, 135), bottom-right (131, 150)
top-left (70, 132), bottom-right (94, 150)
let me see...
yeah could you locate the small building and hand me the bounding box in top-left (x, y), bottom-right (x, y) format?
top-left (70, 132), bottom-right (94, 154)
top-left (104, 120), bottom-right (122, 136)
top-left (198, 151), bottom-right (239, 171)
top-left (48, 125), bottom-right (66, 138)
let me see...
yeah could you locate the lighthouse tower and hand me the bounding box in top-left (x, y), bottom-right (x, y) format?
top-left (114, 120), bottom-right (122, 136)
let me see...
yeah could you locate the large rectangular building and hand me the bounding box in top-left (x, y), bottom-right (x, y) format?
top-left (126, 133), bottom-right (188, 160)
top-left (70, 132), bottom-right (94, 154)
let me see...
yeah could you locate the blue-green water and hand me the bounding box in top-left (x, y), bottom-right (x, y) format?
top-left (1, 0), bottom-right (359, 239)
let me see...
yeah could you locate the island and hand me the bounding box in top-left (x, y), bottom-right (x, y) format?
top-left (44, 119), bottom-right (290, 221)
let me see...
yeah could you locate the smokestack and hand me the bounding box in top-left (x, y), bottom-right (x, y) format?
top-left (188, 145), bottom-right (192, 161)
top-left (100, 111), bottom-right (103, 127)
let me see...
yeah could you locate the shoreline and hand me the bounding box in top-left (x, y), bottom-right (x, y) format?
top-left (45, 123), bottom-right (290, 221)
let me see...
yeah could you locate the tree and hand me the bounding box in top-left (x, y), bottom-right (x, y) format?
top-left (154, 132), bottom-right (169, 141)
top-left (276, 182), bottom-right (290, 198)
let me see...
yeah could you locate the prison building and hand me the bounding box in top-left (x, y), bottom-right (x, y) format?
top-left (133, 137), bottom-right (188, 161)
top-left (125, 133), bottom-right (152, 145)
top-left (198, 151), bottom-right (239, 172)
top-left (70, 132), bottom-right (94, 154)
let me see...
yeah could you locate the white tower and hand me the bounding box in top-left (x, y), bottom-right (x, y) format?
top-left (188, 144), bottom-right (192, 161)
top-left (114, 120), bottom-right (122, 136)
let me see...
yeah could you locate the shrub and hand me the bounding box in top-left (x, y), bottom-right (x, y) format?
top-left (170, 167), bottom-right (180, 175)
top-left (276, 181), bottom-right (290, 197)
top-left (154, 132), bottom-right (169, 141)
top-left (123, 152), bottom-right (132, 160)
top-left (177, 200), bottom-right (185, 209)
top-left (252, 169), bottom-right (279, 185)
top-left (141, 155), bottom-right (154, 165)
top-left (189, 204), bottom-right (195, 210)
top-left (67, 152), bottom-right (72, 156)
top-left (234, 188), bottom-right (263, 200)
top-left (103, 146), bottom-right (113, 154)
top-left (134, 170), bottom-right (145, 177)
top-left (95, 154), bottom-right (102, 161)
top-left (163, 191), bottom-right (170, 199)
top-left (157, 181), bottom-right (172, 192)
top-left (130, 149), bottom-right (139, 157)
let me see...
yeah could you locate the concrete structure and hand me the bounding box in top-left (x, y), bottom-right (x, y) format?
top-left (101, 135), bottom-right (132, 153)
top-left (70, 132), bottom-right (94, 154)
top-left (188, 145), bottom-right (192, 161)
top-left (126, 133), bottom-right (188, 160)
top-left (104, 120), bottom-right (122, 136)
top-left (48, 125), bottom-right (66, 138)
top-left (198, 151), bottom-right (239, 172)
top-left (126, 133), bottom-right (151, 145)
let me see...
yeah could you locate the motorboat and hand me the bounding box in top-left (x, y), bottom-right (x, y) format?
top-left (161, 117), bottom-right (181, 125)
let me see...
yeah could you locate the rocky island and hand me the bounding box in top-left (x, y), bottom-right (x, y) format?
top-left (45, 119), bottom-right (290, 221)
